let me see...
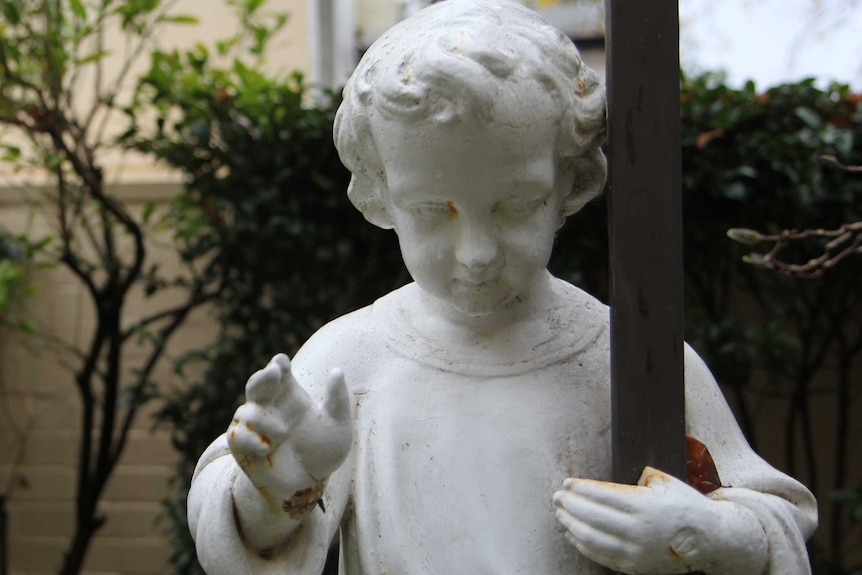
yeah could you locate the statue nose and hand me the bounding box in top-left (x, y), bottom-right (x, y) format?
top-left (456, 222), bottom-right (501, 273)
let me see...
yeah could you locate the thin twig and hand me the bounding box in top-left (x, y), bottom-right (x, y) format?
top-left (729, 221), bottom-right (862, 278)
top-left (88, 0), bottom-right (182, 145)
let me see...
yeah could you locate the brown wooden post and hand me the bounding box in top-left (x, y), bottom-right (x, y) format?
top-left (604, 0), bottom-right (686, 487)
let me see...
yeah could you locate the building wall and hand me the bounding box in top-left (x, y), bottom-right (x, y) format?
top-left (0, 182), bottom-right (221, 574)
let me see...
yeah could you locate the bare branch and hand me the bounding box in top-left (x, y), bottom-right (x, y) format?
top-left (0, 114), bottom-right (35, 130)
top-left (44, 117), bottom-right (147, 293)
top-left (728, 221), bottom-right (862, 278)
top-left (821, 155), bottom-right (862, 174)
top-left (0, 42), bottom-right (49, 110)
top-left (111, 278), bottom-right (225, 470)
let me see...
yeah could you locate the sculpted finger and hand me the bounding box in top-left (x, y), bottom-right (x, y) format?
top-left (245, 362), bottom-right (285, 404)
top-left (562, 478), bottom-right (646, 513)
top-left (323, 368), bottom-right (351, 424)
top-left (553, 490), bottom-right (637, 536)
top-left (270, 353), bottom-right (291, 373)
top-left (228, 417), bottom-right (271, 459)
top-left (555, 508), bottom-right (633, 560)
top-left (563, 531), bottom-right (632, 574)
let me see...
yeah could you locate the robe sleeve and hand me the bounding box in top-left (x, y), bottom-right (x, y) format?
top-left (188, 433), bottom-right (353, 575)
top-left (684, 344), bottom-right (818, 575)
top-left (186, 310), bottom-right (371, 575)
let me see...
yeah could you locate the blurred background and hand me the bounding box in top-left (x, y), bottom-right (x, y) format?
top-left (0, 0), bottom-right (859, 573)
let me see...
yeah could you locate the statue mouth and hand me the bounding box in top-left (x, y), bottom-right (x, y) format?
top-left (452, 277), bottom-right (496, 292)
top-left (452, 269), bottom-right (503, 287)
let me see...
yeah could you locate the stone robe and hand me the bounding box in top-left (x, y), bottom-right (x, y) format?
top-left (188, 278), bottom-right (817, 575)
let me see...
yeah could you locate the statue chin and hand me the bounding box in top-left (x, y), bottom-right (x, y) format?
top-left (446, 287), bottom-right (512, 318)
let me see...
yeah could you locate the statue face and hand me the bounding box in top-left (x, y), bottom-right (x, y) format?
top-left (375, 114), bottom-right (569, 317)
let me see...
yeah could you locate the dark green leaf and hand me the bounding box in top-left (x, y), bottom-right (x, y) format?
top-left (794, 106), bottom-right (821, 129)
top-left (69, 0), bottom-right (87, 19)
top-left (1, 2), bottom-right (20, 25)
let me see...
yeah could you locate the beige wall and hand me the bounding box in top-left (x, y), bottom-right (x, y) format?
top-left (0, 0), bottom-right (310, 186)
top-left (103, 0), bottom-right (311, 183)
top-left (0, 182), bottom-right (219, 574)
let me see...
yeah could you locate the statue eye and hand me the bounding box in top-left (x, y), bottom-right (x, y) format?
top-left (408, 202), bottom-right (456, 219)
top-left (493, 197), bottom-right (547, 218)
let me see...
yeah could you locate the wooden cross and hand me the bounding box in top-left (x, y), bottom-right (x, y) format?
top-left (605, 0), bottom-right (686, 486)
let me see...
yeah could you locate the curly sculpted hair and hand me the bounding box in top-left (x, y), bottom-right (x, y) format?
top-left (334, 0), bottom-right (607, 229)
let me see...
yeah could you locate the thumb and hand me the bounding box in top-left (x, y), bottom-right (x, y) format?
top-left (323, 368), bottom-right (351, 424)
top-left (637, 466), bottom-right (678, 489)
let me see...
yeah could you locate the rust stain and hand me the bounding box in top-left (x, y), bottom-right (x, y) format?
top-left (447, 201), bottom-right (459, 217)
top-left (576, 77), bottom-right (587, 97)
top-left (244, 421), bottom-right (271, 446)
top-left (266, 454), bottom-right (274, 468)
top-left (668, 544), bottom-right (683, 559)
top-left (282, 481), bottom-right (326, 519)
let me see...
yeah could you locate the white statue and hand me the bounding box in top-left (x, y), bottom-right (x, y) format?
top-left (188, 1), bottom-right (817, 573)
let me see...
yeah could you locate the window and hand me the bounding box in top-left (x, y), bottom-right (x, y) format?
top-left (310, 0), bottom-right (604, 87)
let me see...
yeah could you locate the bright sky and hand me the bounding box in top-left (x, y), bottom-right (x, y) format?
top-left (680, 0), bottom-right (862, 90)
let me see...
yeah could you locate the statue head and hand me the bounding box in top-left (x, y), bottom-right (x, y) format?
top-left (334, 0), bottom-right (606, 229)
top-left (334, 0), bottom-right (607, 316)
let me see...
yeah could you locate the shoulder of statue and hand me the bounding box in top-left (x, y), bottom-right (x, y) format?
top-left (548, 274), bottom-right (609, 318)
top-left (290, 302), bottom-right (382, 390)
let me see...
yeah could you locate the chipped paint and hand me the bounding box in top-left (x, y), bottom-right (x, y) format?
top-left (447, 201), bottom-right (459, 217)
top-left (282, 481), bottom-right (326, 520)
top-left (576, 77), bottom-right (587, 97)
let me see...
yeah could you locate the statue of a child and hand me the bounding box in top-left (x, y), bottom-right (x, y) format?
top-left (188, 1), bottom-right (817, 573)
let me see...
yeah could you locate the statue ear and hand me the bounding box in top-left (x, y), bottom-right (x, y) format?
top-left (347, 175), bottom-right (394, 230)
top-left (560, 148), bottom-right (607, 219)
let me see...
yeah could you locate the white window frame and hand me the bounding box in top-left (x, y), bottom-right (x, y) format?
top-left (307, 0), bottom-right (605, 87)
top-left (308, 0), bottom-right (357, 87)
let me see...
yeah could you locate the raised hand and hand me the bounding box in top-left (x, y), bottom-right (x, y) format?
top-left (228, 354), bottom-right (353, 513)
top-left (553, 467), bottom-right (767, 575)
